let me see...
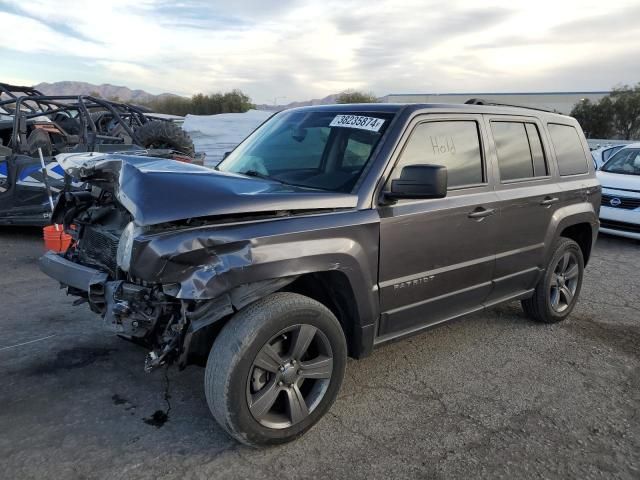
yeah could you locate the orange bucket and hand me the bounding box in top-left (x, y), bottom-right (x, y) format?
top-left (43, 225), bottom-right (73, 253)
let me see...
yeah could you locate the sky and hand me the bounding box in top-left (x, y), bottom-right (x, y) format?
top-left (1, 0), bottom-right (639, 104)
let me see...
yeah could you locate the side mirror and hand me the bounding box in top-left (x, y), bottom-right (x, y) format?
top-left (386, 164), bottom-right (447, 200)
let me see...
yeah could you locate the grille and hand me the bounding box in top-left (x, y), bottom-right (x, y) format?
top-left (79, 226), bottom-right (119, 274)
top-left (601, 194), bottom-right (640, 210)
top-left (600, 219), bottom-right (640, 234)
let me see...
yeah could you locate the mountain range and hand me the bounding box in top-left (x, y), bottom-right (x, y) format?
top-left (31, 81), bottom-right (356, 109)
top-left (255, 93), bottom-right (342, 111)
top-left (34, 81), bottom-right (179, 103)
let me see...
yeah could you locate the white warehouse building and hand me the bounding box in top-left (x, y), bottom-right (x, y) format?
top-left (382, 92), bottom-right (610, 115)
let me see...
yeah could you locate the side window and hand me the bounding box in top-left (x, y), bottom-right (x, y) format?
top-left (389, 120), bottom-right (484, 189)
top-left (491, 121), bottom-right (548, 181)
top-left (526, 124), bottom-right (548, 177)
top-left (547, 124), bottom-right (589, 176)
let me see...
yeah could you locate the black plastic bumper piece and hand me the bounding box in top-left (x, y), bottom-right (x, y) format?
top-left (39, 251), bottom-right (108, 291)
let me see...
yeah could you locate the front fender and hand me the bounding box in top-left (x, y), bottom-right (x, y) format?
top-left (129, 210), bottom-right (381, 327)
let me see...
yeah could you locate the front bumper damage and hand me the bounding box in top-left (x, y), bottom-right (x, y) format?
top-left (39, 251), bottom-right (297, 371)
top-left (40, 251), bottom-right (195, 370)
top-left (40, 252), bottom-right (108, 292)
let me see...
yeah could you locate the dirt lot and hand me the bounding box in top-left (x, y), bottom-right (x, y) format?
top-left (0, 228), bottom-right (638, 479)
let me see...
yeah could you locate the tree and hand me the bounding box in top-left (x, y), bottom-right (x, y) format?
top-left (570, 83), bottom-right (640, 140)
top-left (143, 89), bottom-right (254, 116)
top-left (610, 83), bottom-right (640, 140)
top-left (570, 97), bottom-right (614, 139)
top-left (335, 90), bottom-right (379, 104)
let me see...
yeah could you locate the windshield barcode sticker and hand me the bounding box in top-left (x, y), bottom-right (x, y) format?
top-left (329, 115), bottom-right (385, 132)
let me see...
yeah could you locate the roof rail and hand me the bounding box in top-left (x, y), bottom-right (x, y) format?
top-left (464, 98), bottom-right (554, 113)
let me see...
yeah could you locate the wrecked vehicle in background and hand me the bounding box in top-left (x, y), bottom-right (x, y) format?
top-left (39, 103), bottom-right (599, 447)
top-left (0, 83), bottom-right (45, 119)
top-left (0, 84), bottom-right (198, 225)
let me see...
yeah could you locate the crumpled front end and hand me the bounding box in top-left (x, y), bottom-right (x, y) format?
top-left (39, 153), bottom-right (371, 371)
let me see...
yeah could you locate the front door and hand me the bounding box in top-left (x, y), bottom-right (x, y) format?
top-left (377, 115), bottom-right (499, 339)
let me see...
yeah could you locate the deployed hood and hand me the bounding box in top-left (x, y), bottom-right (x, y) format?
top-left (56, 152), bottom-right (358, 226)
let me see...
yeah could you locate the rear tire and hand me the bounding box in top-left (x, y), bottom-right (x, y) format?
top-left (522, 237), bottom-right (584, 323)
top-left (135, 121), bottom-right (194, 155)
top-left (205, 292), bottom-right (347, 447)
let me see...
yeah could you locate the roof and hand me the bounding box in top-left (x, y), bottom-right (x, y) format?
top-left (287, 102), bottom-right (570, 119)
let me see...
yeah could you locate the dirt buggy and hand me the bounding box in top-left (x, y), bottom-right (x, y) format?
top-left (0, 83), bottom-right (200, 226)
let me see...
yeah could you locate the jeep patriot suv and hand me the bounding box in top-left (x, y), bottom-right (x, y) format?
top-left (40, 103), bottom-right (600, 446)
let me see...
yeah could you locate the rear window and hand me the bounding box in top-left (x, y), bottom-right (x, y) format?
top-left (491, 121), bottom-right (548, 181)
top-left (548, 124), bottom-right (589, 176)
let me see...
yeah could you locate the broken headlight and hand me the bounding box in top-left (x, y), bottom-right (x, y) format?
top-left (116, 222), bottom-right (140, 272)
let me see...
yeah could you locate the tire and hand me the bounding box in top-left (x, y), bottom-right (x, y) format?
top-left (521, 237), bottom-right (584, 323)
top-left (205, 292), bottom-right (347, 447)
top-left (26, 129), bottom-right (52, 157)
top-left (135, 120), bottom-right (194, 155)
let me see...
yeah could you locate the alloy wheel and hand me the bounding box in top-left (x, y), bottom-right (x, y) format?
top-left (549, 251), bottom-right (580, 313)
top-left (246, 324), bottom-right (333, 429)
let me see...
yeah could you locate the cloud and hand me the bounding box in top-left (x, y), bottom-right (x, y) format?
top-left (0, 0), bottom-right (639, 103)
top-left (0, 0), bottom-right (98, 43)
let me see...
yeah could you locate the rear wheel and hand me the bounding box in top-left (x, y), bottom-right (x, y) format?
top-left (205, 292), bottom-right (347, 446)
top-left (522, 237), bottom-right (584, 323)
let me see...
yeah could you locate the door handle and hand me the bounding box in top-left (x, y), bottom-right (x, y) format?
top-left (540, 196), bottom-right (559, 206)
top-left (467, 207), bottom-right (496, 219)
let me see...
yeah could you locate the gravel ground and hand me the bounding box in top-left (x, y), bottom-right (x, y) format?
top-left (0, 228), bottom-right (638, 479)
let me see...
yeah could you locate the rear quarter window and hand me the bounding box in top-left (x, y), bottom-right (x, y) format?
top-left (547, 124), bottom-right (589, 176)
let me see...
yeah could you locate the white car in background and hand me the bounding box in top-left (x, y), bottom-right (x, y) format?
top-left (597, 143), bottom-right (640, 240)
top-left (591, 144), bottom-right (627, 169)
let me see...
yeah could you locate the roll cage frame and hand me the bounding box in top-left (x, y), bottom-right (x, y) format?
top-left (1, 85), bottom-right (163, 154)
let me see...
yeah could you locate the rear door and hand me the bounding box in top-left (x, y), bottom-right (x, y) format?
top-left (483, 115), bottom-right (561, 303)
top-left (377, 114), bottom-right (499, 338)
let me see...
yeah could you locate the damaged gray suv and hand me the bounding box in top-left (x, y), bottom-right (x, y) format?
top-left (40, 103), bottom-right (600, 446)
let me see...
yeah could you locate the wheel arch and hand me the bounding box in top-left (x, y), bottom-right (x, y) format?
top-left (281, 271), bottom-right (367, 359)
top-left (181, 268), bottom-right (374, 368)
top-left (545, 203), bottom-right (598, 266)
top-left (560, 222), bottom-right (594, 265)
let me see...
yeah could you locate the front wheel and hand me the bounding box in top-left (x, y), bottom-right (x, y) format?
top-left (522, 237), bottom-right (584, 323)
top-left (205, 292), bottom-right (347, 446)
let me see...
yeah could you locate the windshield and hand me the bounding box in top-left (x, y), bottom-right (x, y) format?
top-left (601, 148), bottom-right (640, 175)
top-left (217, 110), bottom-right (393, 192)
